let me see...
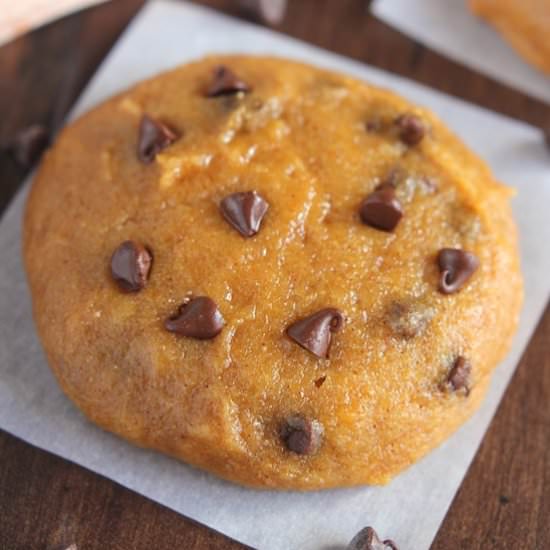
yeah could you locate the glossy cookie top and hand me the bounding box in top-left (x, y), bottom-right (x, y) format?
top-left (24, 56), bottom-right (523, 489)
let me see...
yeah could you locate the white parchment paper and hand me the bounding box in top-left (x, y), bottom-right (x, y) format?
top-left (371, 0), bottom-right (550, 104)
top-left (1, 2), bottom-right (549, 549)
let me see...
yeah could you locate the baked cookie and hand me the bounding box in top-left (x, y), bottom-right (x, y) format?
top-left (24, 56), bottom-right (523, 490)
top-left (469, 0), bottom-right (550, 75)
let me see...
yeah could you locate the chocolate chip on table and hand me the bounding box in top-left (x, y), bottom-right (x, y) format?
top-left (206, 66), bottom-right (251, 97)
top-left (165, 296), bottom-right (225, 339)
top-left (280, 414), bottom-right (323, 455)
top-left (437, 248), bottom-right (479, 294)
top-left (220, 191), bottom-right (269, 237)
top-left (137, 114), bottom-right (179, 163)
top-left (347, 526), bottom-right (399, 550)
top-left (110, 241), bottom-right (152, 292)
top-left (9, 124), bottom-right (49, 167)
top-left (442, 356), bottom-right (472, 395)
top-left (286, 308), bottom-right (343, 358)
top-left (395, 113), bottom-right (425, 146)
top-left (237, 0), bottom-right (288, 25)
top-left (359, 185), bottom-right (403, 232)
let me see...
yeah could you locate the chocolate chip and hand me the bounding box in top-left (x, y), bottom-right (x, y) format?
top-left (359, 186), bottom-right (403, 232)
top-left (280, 414), bottom-right (323, 455)
top-left (220, 191), bottom-right (269, 237)
top-left (10, 124), bottom-right (49, 167)
top-left (499, 495), bottom-right (510, 505)
top-left (165, 297), bottom-right (224, 340)
top-left (437, 248), bottom-right (479, 294)
top-left (110, 241), bottom-right (152, 292)
top-left (348, 526), bottom-right (399, 550)
top-left (206, 66), bottom-right (250, 97)
top-left (395, 114), bottom-right (425, 146)
top-left (443, 356), bottom-right (471, 395)
top-left (286, 308), bottom-right (343, 358)
top-left (137, 114), bottom-right (179, 163)
top-left (386, 301), bottom-right (434, 339)
top-left (314, 375), bottom-right (327, 388)
top-left (366, 118), bottom-right (383, 133)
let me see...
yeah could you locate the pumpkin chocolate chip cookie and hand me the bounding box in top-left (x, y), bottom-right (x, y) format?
top-left (23, 55), bottom-right (523, 490)
top-left (469, 0), bottom-right (550, 75)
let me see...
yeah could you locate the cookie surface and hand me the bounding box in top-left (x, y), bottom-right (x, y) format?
top-left (24, 56), bottom-right (523, 490)
top-left (470, 0), bottom-right (550, 75)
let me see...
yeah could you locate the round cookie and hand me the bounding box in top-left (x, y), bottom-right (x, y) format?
top-left (24, 55), bottom-right (523, 490)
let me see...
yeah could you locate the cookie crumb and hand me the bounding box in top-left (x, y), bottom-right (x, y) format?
top-left (314, 375), bottom-right (327, 388)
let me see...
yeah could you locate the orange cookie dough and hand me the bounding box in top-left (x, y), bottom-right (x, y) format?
top-left (469, 0), bottom-right (550, 75)
top-left (24, 56), bottom-right (523, 490)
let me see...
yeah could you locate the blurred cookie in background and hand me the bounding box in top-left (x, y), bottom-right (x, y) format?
top-left (469, 0), bottom-right (550, 75)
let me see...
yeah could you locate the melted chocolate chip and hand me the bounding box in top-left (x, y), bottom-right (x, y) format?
top-left (359, 186), bottom-right (403, 232)
top-left (366, 117), bottom-right (383, 133)
top-left (10, 124), bottom-right (49, 167)
top-left (280, 414), bottom-right (323, 455)
top-left (348, 526), bottom-right (399, 550)
top-left (395, 114), bottom-right (425, 146)
top-left (220, 191), bottom-right (269, 237)
top-left (110, 241), bottom-right (152, 292)
top-left (444, 356), bottom-right (471, 395)
top-left (165, 297), bottom-right (224, 340)
top-left (137, 114), bottom-right (179, 163)
top-left (386, 301), bottom-right (434, 339)
top-left (206, 66), bottom-right (251, 97)
top-left (437, 248), bottom-right (479, 294)
top-left (286, 308), bottom-right (343, 358)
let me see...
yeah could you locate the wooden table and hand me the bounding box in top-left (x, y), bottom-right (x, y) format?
top-left (1, 1), bottom-right (549, 548)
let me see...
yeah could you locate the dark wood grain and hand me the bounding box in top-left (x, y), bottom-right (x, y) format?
top-left (0, 1), bottom-right (548, 549)
top-left (0, 0), bottom-right (145, 211)
top-left (432, 306), bottom-right (550, 549)
top-left (0, 433), bottom-right (251, 550)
